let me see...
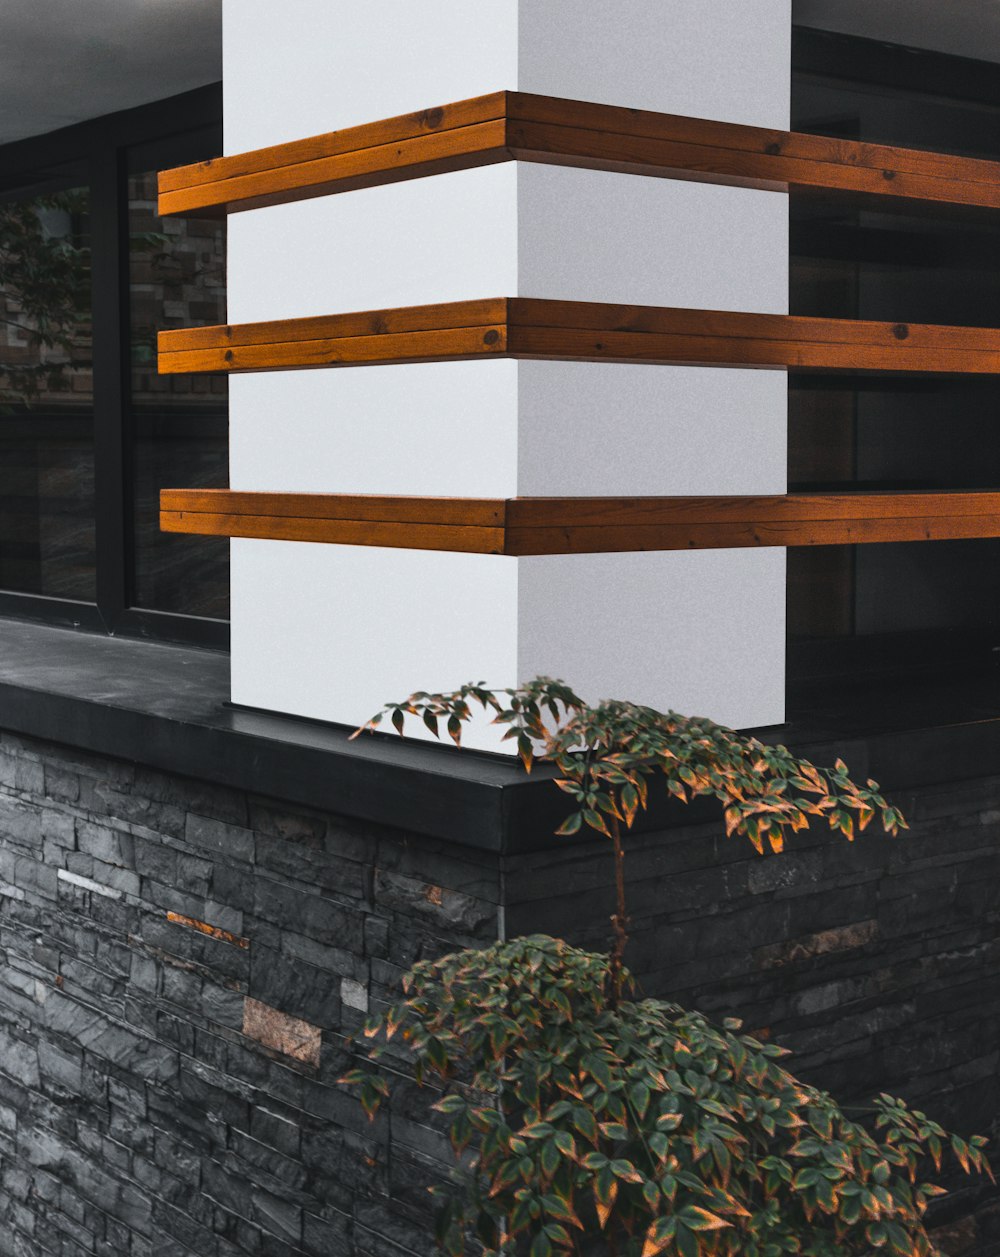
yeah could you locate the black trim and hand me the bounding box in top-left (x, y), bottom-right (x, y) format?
top-left (1, 616), bottom-right (1000, 855)
top-left (0, 86), bottom-right (223, 182)
top-left (0, 86), bottom-right (227, 650)
top-left (792, 25), bottom-right (1000, 107)
top-left (91, 142), bottom-right (127, 633)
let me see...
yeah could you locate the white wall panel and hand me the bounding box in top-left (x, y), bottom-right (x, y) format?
top-left (229, 361), bottom-right (519, 497)
top-left (223, 0), bottom-right (519, 152)
top-left (517, 165), bottom-right (788, 312)
top-left (228, 165), bottom-right (787, 325)
top-left (226, 164), bottom-right (518, 324)
top-left (518, 550), bottom-right (787, 730)
top-left (229, 361), bottom-right (786, 501)
top-left (223, 0), bottom-right (790, 155)
top-left (230, 541), bottom-right (520, 752)
top-left (520, 0), bottom-right (791, 128)
top-left (517, 364), bottom-right (787, 498)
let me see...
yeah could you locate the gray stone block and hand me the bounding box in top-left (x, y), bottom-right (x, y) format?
top-left (184, 813), bottom-right (255, 862)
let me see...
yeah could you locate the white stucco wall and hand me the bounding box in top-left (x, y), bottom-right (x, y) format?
top-left (223, 0), bottom-right (790, 152)
top-left (223, 0), bottom-right (792, 739)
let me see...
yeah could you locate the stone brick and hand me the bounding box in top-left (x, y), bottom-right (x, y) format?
top-left (76, 821), bottom-right (136, 869)
top-left (184, 813), bottom-right (255, 862)
top-left (0, 797), bottom-right (42, 846)
top-left (249, 945), bottom-right (343, 1032)
top-left (375, 868), bottom-right (496, 935)
top-left (43, 765), bottom-right (81, 803)
top-left (340, 977), bottom-right (369, 1014)
top-left (92, 783), bottom-right (185, 839)
top-left (756, 919), bottom-right (879, 969)
top-left (243, 997), bottom-right (321, 1068)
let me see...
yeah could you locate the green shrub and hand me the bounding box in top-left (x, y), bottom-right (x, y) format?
top-left (347, 935), bottom-right (988, 1257)
top-left (343, 679), bottom-right (989, 1254)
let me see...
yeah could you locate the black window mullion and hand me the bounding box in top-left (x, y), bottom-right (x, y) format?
top-left (89, 146), bottom-right (128, 632)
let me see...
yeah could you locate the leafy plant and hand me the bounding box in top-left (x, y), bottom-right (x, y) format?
top-left (346, 936), bottom-right (989, 1257)
top-left (353, 678), bottom-right (906, 1004)
top-left (344, 679), bottom-right (987, 1255)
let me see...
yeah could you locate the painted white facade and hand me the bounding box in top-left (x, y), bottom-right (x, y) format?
top-left (224, 0), bottom-right (790, 153)
top-left (223, 0), bottom-right (792, 745)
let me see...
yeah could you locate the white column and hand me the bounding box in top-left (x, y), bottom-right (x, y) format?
top-left (223, 1), bottom-right (791, 748)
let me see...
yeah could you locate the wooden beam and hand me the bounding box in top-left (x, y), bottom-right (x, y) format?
top-left (158, 299), bottom-right (1000, 377)
top-left (160, 490), bottom-right (1000, 554)
top-left (158, 91), bottom-right (1000, 218)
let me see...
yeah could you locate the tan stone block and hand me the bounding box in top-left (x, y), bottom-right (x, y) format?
top-left (243, 997), bottom-right (321, 1068)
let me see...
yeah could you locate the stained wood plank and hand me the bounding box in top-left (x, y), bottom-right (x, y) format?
top-left (160, 491), bottom-right (1000, 554)
top-left (158, 300), bottom-right (1000, 377)
top-left (162, 120), bottom-right (510, 216)
top-left (504, 493), bottom-right (1000, 526)
top-left (160, 95), bottom-right (508, 190)
top-left (160, 512), bottom-right (506, 554)
top-left (158, 89), bottom-right (1000, 218)
top-left (160, 489), bottom-right (505, 526)
top-left (161, 298), bottom-right (509, 351)
top-left (503, 517), bottom-right (1000, 555)
top-left (159, 327), bottom-right (507, 375)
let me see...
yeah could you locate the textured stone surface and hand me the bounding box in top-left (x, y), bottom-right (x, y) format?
top-left (506, 781), bottom-right (1000, 1145)
top-left (0, 728), bottom-right (499, 1255)
top-left (243, 998), bottom-right (322, 1069)
top-left (0, 726), bottom-right (998, 1253)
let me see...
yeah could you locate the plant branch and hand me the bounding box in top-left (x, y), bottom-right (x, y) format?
top-left (607, 811), bottom-right (629, 1009)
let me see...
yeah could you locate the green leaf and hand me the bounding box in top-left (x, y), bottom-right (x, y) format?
top-left (678, 1206), bottom-right (731, 1232)
top-left (552, 1130), bottom-right (576, 1157)
top-left (540, 1139), bottom-right (561, 1177)
top-left (610, 1159), bottom-right (643, 1183)
top-left (555, 811), bottom-right (583, 837)
top-left (630, 1082), bottom-right (651, 1120)
top-left (530, 1233), bottom-right (552, 1257)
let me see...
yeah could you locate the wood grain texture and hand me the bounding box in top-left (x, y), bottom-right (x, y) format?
top-left (160, 491), bottom-right (1000, 554)
top-left (158, 90), bottom-right (1000, 218)
top-left (158, 299), bottom-right (1000, 377)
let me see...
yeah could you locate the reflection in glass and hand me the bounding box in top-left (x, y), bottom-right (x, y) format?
top-left (0, 185), bottom-right (95, 599)
top-left (788, 60), bottom-right (1000, 662)
top-left (128, 170), bottom-right (229, 620)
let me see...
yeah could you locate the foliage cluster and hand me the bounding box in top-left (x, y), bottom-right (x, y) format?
top-left (355, 678), bottom-right (906, 1003)
top-left (347, 936), bottom-right (988, 1257)
top-left (345, 679), bottom-right (987, 1255)
top-left (358, 678), bottom-right (906, 851)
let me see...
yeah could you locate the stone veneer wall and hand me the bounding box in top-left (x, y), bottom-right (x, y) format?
top-left (0, 728), bottom-right (501, 1257)
top-left (0, 726), bottom-right (998, 1255)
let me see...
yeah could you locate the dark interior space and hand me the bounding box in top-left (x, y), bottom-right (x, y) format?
top-left (787, 29), bottom-right (1000, 732)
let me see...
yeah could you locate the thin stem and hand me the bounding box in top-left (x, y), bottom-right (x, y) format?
top-left (607, 811), bottom-right (629, 1009)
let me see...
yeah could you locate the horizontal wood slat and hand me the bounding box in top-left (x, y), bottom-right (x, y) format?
top-left (160, 491), bottom-right (1000, 555)
top-left (158, 91), bottom-right (1000, 218)
top-left (159, 299), bottom-right (1000, 377)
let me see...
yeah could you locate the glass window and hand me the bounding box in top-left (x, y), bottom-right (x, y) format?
top-left (127, 169), bottom-right (229, 620)
top-left (789, 36), bottom-right (1000, 682)
top-left (0, 180), bottom-right (94, 600)
top-left (0, 86), bottom-right (226, 644)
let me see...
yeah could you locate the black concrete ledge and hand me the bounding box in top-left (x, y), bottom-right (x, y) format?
top-left (0, 618), bottom-right (543, 851)
top-left (2, 618), bottom-right (1000, 855)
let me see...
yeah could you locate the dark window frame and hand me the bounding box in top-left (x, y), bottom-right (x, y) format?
top-left (0, 84), bottom-right (227, 649)
top-left (788, 30), bottom-right (1000, 690)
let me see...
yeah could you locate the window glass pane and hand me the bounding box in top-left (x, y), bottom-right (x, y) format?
top-left (788, 55), bottom-right (1000, 673)
top-left (128, 169), bottom-right (228, 619)
top-left (0, 183), bottom-right (95, 599)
